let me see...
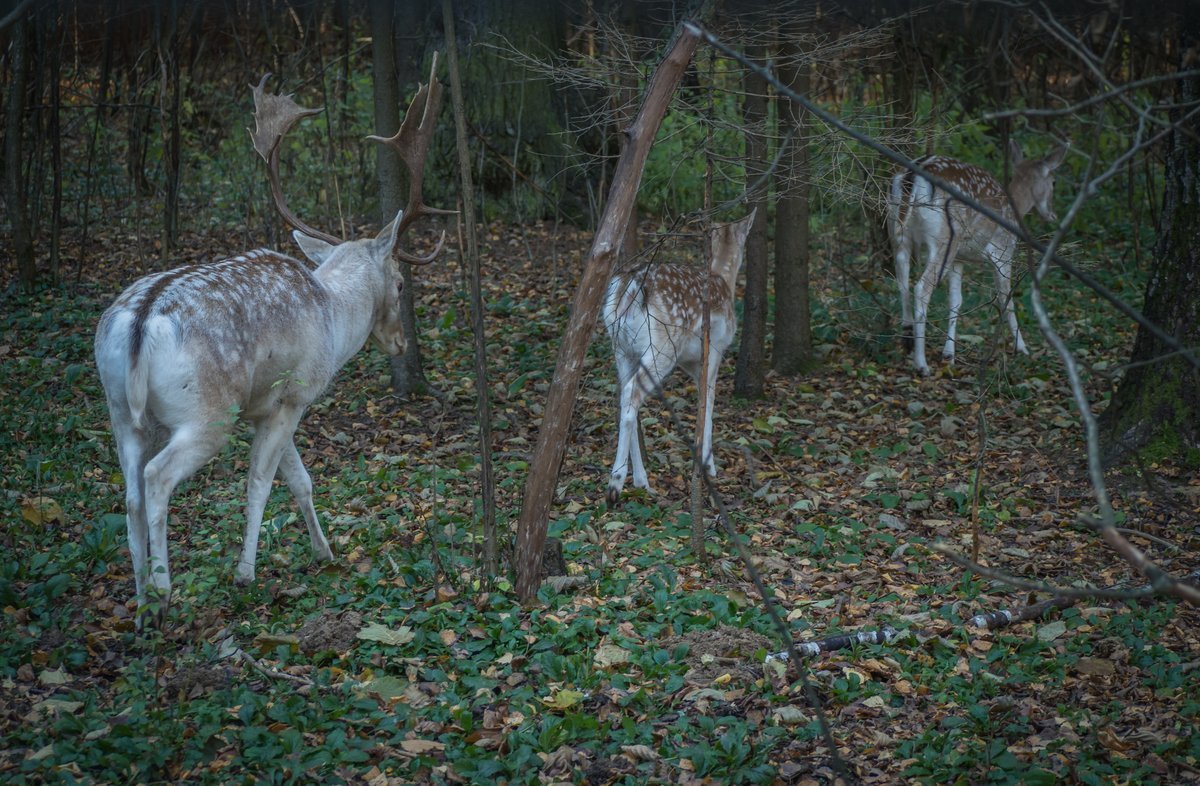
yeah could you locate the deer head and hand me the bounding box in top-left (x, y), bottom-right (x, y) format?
top-left (1008, 138), bottom-right (1070, 224)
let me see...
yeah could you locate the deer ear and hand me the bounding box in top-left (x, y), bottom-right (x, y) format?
top-left (1044, 143), bottom-right (1069, 171)
top-left (1009, 138), bottom-right (1024, 166)
top-left (739, 207), bottom-right (758, 238)
top-left (372, 210), bottom-right (404, 258)
top-left (293, 230), bottom-right (337, 265)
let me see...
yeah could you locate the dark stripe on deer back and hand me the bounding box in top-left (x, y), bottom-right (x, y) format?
top-left (129, 265), bottom-right (199, 366)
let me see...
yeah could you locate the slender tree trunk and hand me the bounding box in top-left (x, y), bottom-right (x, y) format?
top-left (126, 62), bottom-right (153, 197)
top-left (4, 11), bottom-right (36, 289)
top-left (371, 0), bottom-right (428, 398)
top-left (46, 2), bottom-right (62, 281)
top-left (614, 69), bottom-right (639, 262)
top-left (772, 29), bottom-right (814, 375)
top-left (514, 27), bottom-right (700, 603)
top-left (443, 0), bottom-right (497, 577)
top-left (734, 40), bottom-right (769, 398)
top-left (1099, 65), bottom-right (1200, 468)
top-left (157, 0), bottom-right (182, 253)
top-left (78, 0), bottom-right (115, 275)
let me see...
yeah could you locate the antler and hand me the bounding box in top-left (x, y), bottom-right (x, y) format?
top-left (365, 52), bottom-right (455, 265)
top-left (249, 74), bottom-right (342, 246)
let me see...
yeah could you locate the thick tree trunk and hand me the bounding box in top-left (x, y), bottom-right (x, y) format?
top-left (733, 40), bottom-right (769, 398)
top-left (513, 27), bottom-right (699, 603)
top-left (4, 12), bottom-right (36, 288)
top-left (371, 0), bottom-right (428, 398)
top-left (1099, 68), bottom-right (1200, 468)
top-left (772, 30), bottom-right (814, 375)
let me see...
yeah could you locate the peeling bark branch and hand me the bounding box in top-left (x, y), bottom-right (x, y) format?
top-left (513, 25), bottom-right (701, 603)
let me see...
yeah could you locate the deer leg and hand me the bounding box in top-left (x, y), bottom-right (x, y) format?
top-left (276, 439), bottom-right (333, 563)
top-left (235, 409), bottom-right (302, 585)
top-left (943, 263), bottom-right (964, 363)
top-left (894, 236), bottom-right (914, 352)
top-left (110, 408), bottom-right (152, 608)
top-left (608, 354), bottom-right (637, 505)
top-left (699, 351), bottom-right (722, 478)
top-left (992, 253), bottom-right (1028, 355)
top-left (627, 353), bottom-right (669, 492)
top-left (608, 354), bottom-right (662, 504)
top-left (141, 426), bottom-right (227, 606)
top-left (912, 263), bottom-right (939, 376)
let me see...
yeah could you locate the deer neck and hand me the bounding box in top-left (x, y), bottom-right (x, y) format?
top-left (1006, 171), bottom-right (1037, 219)
top-left (317, 261), bottom-right (383, 366)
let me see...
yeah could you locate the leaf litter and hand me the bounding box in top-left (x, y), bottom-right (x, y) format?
top-left (1, 221), bottom-right (1198, 784)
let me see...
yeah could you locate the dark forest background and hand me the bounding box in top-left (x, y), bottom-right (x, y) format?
top-left (2, 0), bottom-right (1182, 282)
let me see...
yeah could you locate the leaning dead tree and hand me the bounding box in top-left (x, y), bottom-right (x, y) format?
top-left (514, 25), bottom-right (700, 602)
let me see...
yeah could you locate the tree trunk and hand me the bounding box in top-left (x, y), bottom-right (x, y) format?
top-left (371, 0), bottom-right (429, 398)
top-left (78, 0), bottom-right (115, 277)
top-left (1099, 67), bottom-right (1200, 469)
top-left (45, 2), bottom-right (62, 281)
top-left (156, 0), bottom-right (182, 254)
top-left (733, 40), bottom-right (769, 398)
top-left (772, 29), bottom-right (814, 375)
top-left (126, 60), bottom-right (153, 197)
top-left (371, 0), bottom-right (404, 226)
top-left (513, 27), bottom-right (700, 603)
top-left (394, 0), bottom-right (425, 92)
top-left (5, 11), bottom-right (36, 289)
top-left (443, 0), bottom-right (498, 577)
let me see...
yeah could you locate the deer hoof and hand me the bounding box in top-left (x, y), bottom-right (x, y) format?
top-left (606, 486), bottom-right (621, 507)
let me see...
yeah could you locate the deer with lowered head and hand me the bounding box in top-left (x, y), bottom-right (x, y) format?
top-left (604, 210), bottom-right (755, 504)
top-left (94, 61), bottom-right (447, 623)
top-left (887, 139), bottom-right (1069, 375)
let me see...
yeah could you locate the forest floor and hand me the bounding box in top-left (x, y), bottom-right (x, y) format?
top-left (1, 220), bottom-right (1198, 785)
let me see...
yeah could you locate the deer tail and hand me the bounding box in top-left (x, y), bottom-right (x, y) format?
top-left (126, 348), bottom-right (150, 431)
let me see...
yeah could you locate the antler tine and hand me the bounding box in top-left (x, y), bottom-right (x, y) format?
top-left (365, 52), bottom-right (455, 265)
top-left (393, 233), bottom-right (447, 265)
top-left (249, 74), bottom-right (342, 246)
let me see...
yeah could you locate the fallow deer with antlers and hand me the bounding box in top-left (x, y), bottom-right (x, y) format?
top-left (888, 139), bottom-right (1069, 375)
top-left (604, 211), bottom-right (755, 504)
top-left (94, 58), bottom-right (448, 623)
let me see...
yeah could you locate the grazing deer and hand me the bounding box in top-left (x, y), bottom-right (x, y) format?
top-left (604, 211), bottom-right (756, 504)
top-left (887, 140), bottom-right (1068, 375)
top-left (94, 62), bottom-right (447, 622)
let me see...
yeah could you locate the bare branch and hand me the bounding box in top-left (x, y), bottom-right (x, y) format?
top-left (984, 71), bottom-right (1200, 121)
